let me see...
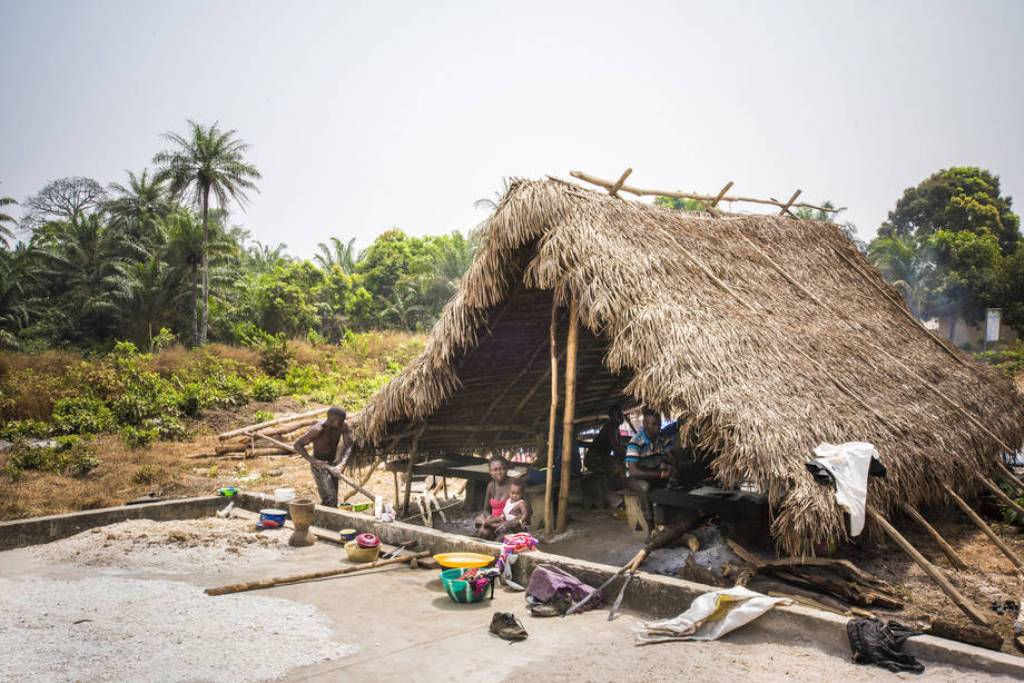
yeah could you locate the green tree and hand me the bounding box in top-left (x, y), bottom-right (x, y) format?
top-left (153, 121), bottom-right (261, 345)
top-left (380, 283), bottom-right (426, 330)
top-left (878, 167), bottom-right (1020, 252)
top-left (105, 169), bottom-right (171, 249)
top-left (654, 196), bottom-right (706, 212)
top-left (927, 229), bottom-right (1003, 338)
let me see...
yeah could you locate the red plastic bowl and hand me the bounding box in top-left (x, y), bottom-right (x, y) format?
top-left (355, 533), bottom-right (380, 549)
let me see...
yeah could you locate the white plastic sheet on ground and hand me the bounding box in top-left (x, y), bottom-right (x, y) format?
top-left (635, 587), bottom-right (791, 644)
top-left (811, 441), bottom-right (878, 537)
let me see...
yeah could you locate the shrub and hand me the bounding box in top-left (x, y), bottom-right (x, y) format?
top-left (0, 419), bottom-right (51, 440)
top-left (132, 464), bottom-right (157, 485)
top-left (4, 436), bottom-right (99, 478)
top-left (121, 425), bottom-right (159, 449)
top-left (253, 410), bottom-right (274, 423)
top-left (51, 396), bottom-right (114, 434)
top-left (150, 327), bottom-right (177, 353)
top-left (251, 377), bottom-right (282, 403)
top-left (258, 333), bottom-right (294, 378)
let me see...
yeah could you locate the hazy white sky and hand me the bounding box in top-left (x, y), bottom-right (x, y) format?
top-left (1, 0), bottom-right (1022, 256)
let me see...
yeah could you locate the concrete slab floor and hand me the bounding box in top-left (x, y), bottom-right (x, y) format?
top-left (0, 522), bottom-right (1015, 682)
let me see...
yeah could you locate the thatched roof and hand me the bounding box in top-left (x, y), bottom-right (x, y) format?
top-left (353, 177), bottom-right (1024, 555)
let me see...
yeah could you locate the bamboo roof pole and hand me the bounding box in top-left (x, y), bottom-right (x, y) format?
top-left (898, 503), bottom-right (969, 571)
top-left (777, 189), bottom-right (802, 217)
top-left (996, 461), bottom-right (1024, 496)
top-left (608, 168), bottom-right (633, 198)
top-left (866, 505), bottom-right (990, 626)
top-left (556, 292), bottom-right (580, 534)
top-left (543, 299), bottom-right (560, 537)
top-left (945, 485), bottom-right (1024, 569)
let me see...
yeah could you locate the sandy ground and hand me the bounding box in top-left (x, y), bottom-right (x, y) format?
top-left (0, 517), bottom-right (1016, 682)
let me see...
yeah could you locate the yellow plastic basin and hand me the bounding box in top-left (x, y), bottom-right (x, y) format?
top-left (433, 552), bottom-right (496, 569)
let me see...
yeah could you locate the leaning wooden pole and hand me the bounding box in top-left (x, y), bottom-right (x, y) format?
top-left (996, 461), bottom-right (1024, 496)
top-left (898, 503), bottom-right (969, 571)
top-left (945, 485), bottom-right (1024, 569)
top-left (544, 299), bottom-right (559, 537)
top-left (402, 428), bottom-right (423, 515)
top-left (555, 292), bottom-right (579, 534)
top-left (980, 476), bottom-right (1024, 520)
top-left (865, 505), bottom-right (990, 626)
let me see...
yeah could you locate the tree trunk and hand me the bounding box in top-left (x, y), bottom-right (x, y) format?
top-left (190, 263), bottom-right (199, 347)
top-left (199, 187), bottom-right (210, 345)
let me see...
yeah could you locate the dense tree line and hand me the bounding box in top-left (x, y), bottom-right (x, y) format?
top-left (0, 122), bottom-right (476, 351)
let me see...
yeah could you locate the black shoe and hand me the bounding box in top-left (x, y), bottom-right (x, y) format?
top-left (489, 611), bottom-right (528, 641)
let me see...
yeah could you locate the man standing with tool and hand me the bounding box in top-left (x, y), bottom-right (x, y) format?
top-left (294, 406), bottom-right (353, 507)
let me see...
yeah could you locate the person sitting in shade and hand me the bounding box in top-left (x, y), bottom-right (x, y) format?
top-left (293, 406), bottom-right (353, 508)
top-left (585, 405), bottom-right (630, 507)
top-left (624, 407), bottom-right (681, 519)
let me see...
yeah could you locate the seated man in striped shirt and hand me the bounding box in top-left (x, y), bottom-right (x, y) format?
top-left (624, 407), bottom-right (681, 520)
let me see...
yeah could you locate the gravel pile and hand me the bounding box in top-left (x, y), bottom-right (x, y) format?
top-left (0, 575), bottom-right (355, 682)
top-left (33, 517), bottom-right (290, 573)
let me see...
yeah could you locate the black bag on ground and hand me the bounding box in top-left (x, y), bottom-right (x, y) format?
top-left (847, 617), bottom-right (923, 673)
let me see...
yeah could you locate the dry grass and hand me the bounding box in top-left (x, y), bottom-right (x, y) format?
top-left (353, 177), bottom-right (1024, 556)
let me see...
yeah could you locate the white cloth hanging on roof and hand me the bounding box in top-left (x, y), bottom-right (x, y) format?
top-left (811, 441), bottom-right (878, 537)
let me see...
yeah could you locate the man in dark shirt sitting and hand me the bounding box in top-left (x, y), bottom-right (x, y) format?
top-left (585, 405), bottom-right (629, 507)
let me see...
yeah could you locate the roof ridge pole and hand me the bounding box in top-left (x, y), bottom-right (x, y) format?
top-left (777, 189), bottom-right (802, 217)
top-left (866, 505), bottom-right (990, 625)
top-left (556, 291), bottom-right (580, 534)
top-left (945, 485), bottom-right (1024, 569)
top-left (544, 298), bottom-right (560, 537)
top-left (608, 168), bottom-right (633, 198)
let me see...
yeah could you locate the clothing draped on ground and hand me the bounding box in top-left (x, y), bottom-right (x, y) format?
top-left (807, 442), bottom-right (882, 536)
top-left (847, 618), bottom-right (923, 673)
top-left (526, 564), bottom-right (601, 613)
top-left (635, 587), bottom-right (790, 644)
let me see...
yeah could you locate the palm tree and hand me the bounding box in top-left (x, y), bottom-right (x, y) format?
top-left (246, 240), bottom-right (290, 273)
top-left (0, 244), bottom-right (36, 347)
top-left (105, 169), bottom-right (171, 249)
top-left (315, 236), bottom-right (360, 274)
top-left (867, 234), bottom-right (935, 318)
top-left (0, 194), bottom-right (16, 247)
top-left (153, 121), bottom-right (260, 344)
top-left (41, 213), bottom-right (140, 340)
top-left (381, 283), bottom-right (425, 330)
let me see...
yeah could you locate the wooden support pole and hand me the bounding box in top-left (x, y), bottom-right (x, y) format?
top-left (981, 475), bottom-right (1024, 520)
top-left (544, 299), bottom-right (559, 537)
top-left (402, 428), bottom-right (423, 515)
top-left (899, 503), bottom-right (969, 571)
top-left (865, 505), bottom-right (990, 626)
top-left (556, 293), bottom-right (580, 534)
top-left (608, 168), bottom-right (633, 197)
top-left (778, 189), bottom-right (802, 216)
top-left (946, 485), bottom-right (1024, 569)
top-left (997, 461), bottom-right (1024, 495)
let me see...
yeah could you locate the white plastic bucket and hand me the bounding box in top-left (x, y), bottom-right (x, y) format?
top-left (274, 487), bottom-right (295, 504)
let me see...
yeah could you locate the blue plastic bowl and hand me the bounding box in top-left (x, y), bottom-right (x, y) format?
top-left (259, 508), bottom-right (287, 526)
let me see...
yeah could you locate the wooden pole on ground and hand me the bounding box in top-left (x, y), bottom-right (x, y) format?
top-left (865, 505), bottom-right (990, 626)
top-left (544, 298), bottom-right (560, 537)
top-left (219, 408), bottom-right (328, 440)
top-left (898, 502), bottom-right (969, 571)
top-left (980, 476), bottom-right (1024, 520)
top-left (205, 551), bottom-right (430, 596)
top-left (555, 292), bottom-right (580, 534)
top-left (945, 485), bottom-right (1024, 569)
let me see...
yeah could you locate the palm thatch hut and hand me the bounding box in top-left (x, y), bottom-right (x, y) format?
top-left (352, 177), bottom-right (1024, 556)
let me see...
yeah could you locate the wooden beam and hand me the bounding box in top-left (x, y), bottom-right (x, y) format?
top-left (608, 168), bottom-right (633, 197)
top-left (980, 475), bottom-right (1024, 520)
top-left (997, 461), bottom-right (1024, 495)
top-left (777, 189), bottom-right (802, 217)
top-left (569, 169), bottom-right (841, 214)
top-left (865, 505), bottom-right (990, 626)
top-left (544, 298), bottom-right (559, 537)
top-left (556, 292), bottom-right (580, 534)
top-left (402, 428), bottom-right (423, 515)
top-left (899, 503), bottom-right (969, 571)
top-left (945, 485), bottom-right (1024, 569)
top-left (219, 408), bottom-right (329, 440)
top-left (710, 181), bottom-right (734, 207)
